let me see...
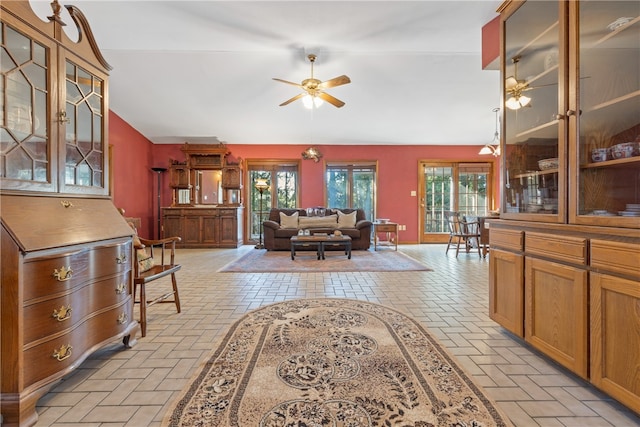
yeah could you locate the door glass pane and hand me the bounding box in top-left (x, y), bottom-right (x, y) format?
top-left (327, 169), bottom-right (348, 208)
top-left (458, 164), bottom-right (490, 217)
top-left (1, 23), bottom-right (49, 183)
top-left (275, 170), bottom-right (297, 208)
top-left (249, 170), bottom-right (271, 240)
top-left (578, 0), bottom-right (640, 217)
top-left (503, 1), bottom-right (560, 215)
top-left (353, 170), bottom-right (374, 220)
top-left (65, 60), bottom-right (104, 188)
top-left (424, 166), bottom-right (452, 233)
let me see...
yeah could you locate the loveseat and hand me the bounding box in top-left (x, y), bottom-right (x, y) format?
top-left (263, 208), bottom-right (372, 251)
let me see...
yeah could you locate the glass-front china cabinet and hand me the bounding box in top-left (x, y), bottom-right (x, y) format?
top-left (490, 0), bottom-right (639, 415)
top-left (1, 2), bottom-right (137, 426)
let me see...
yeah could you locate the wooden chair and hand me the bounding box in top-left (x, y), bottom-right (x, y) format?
top-left (444, 211), bottom-right (481, 257)
top-left (129, 224), bottom-right (182, 337)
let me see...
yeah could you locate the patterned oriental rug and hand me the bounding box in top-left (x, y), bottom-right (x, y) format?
top-left (218, 249), bottom-right (432, 273)
top-left (162, 299), bottom-right (513, 427)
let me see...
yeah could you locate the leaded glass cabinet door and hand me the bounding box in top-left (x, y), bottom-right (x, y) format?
top-left (501, 0), bottom-right (567, 223)
top-left (571, 0), bottom-right (640, 228)
top-left (59, 56), bottom-right (109, 195)
top-left (0, 20), bottom-right (56, 192)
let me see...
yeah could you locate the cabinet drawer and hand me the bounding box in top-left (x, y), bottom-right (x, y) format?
top-left (591, 240), bottom-right (640, 279)
top-left (219, 209), bottom-right (236, 216)
top-left (191, 209), bottom-right (218, 216)
top-left (24, 242), bottom-right (131, 301)
top-left (526, 232), bottom-right (586, 265)
top-left (375, 224), bottom-right (397, 232)
top-left (23, 300), bottom-right (132, 387)
top-left (489, 228), bottom-right (523, 251)
top-left (23, 272), bottom-right (131, 344)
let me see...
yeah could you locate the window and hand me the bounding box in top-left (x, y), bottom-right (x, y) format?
top-left (246, 161), bottom-right (300, 240)
top-left (326, 162), bottom-right (376, 220)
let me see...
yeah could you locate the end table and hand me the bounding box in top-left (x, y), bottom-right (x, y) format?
top-left (373, 221), bottom-right (398, 251)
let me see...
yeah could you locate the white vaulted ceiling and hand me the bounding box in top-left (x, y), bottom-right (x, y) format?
top-left (29, 0), bottom-right (502, 146)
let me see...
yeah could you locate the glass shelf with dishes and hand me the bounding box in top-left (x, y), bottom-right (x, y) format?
top-left (574, 0), bottom-right (639, 223)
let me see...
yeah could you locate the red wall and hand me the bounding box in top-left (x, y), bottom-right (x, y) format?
top-left (110, 113), bottom-right (500, 243)
top-left (109, 111), bottom-right (157, 237)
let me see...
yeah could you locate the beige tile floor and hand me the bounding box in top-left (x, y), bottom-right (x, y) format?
top-left (33, 244), bottom-right (640, 427)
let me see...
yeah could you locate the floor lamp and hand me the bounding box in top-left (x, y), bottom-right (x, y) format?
top-left (151, 167), bottom-right (167, 239)
top-left (254, 178), bottom-right (270, 249)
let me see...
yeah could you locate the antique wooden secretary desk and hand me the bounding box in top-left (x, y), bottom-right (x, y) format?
top-left (0, 2), bottom-right (138, 425)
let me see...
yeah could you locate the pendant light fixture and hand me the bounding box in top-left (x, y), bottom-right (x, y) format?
top-left (479, 107), bottom-right (501, 156)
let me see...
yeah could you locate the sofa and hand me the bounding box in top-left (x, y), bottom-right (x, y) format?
top-left (263, 208), bottom-right (372, 251)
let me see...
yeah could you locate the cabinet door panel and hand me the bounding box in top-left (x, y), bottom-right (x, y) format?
top-left (182, 216), bottom-right (201, 244)
top-left (201, 216), bottom-right (219, 244)
top-left (219, 215), bottom-right (238, 245)
top-left (590, 273), bottom-right (640, 413)
top-left (162, 215), bottom-right (183, 240)
top-left (525, 257), bottom-right (588, 377)
top-left (489, 249), bottom-right (524, 337)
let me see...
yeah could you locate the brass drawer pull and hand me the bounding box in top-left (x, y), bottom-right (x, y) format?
top-left (116, 253), bottom-right (127, 264)
top-left (60, 200), bottom-right (73, 208)
top-left (117, 312), bottom-right (128, 325)
top-left (52, 344), bottom-right (73, 361)
top-left (52, 305), bottom-right (72, 321)
top-left (53, 266), bottom-right (73, 281)
top-left (115, 282), bottom-right (126, 294)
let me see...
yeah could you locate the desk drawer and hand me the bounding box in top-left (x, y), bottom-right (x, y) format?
top-left (24, 272), bottom-right (131, 344)
top-left (23, 299), bottom-right (132, 386)
top-left (24, 241), bottom-right (131, 301)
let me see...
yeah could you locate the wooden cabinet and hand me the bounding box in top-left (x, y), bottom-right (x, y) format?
top-left (162, 207), bottom-right (243, 248)
top-left (489, 248), bottom-right (524, 337)
top-left (222, 166), bottom-right (242, 189)
top-left (1, 196), bottom-right (138, 427)
top-left (0, 3), bottom-right (138, 426)
top-left (525, 257), bottom-right (588, 378)
top-left (1, 2), bottom-right (110, 196)
top-left (492, 0), bottom-right (640, 411)
top-left (590, 239), bottom-right (640, 414)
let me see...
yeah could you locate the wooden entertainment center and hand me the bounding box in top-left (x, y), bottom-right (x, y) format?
top-left (162, 143), bottom-right (244, 248)
top-left (0, 2), bottom-right (138, 425)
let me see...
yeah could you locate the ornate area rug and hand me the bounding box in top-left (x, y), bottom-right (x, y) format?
top-left (162, 299), bottom-right (513, 427)
top-left (218, 249), bottom-right (431, 273)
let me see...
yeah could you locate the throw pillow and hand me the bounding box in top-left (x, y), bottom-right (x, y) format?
top-left (137, 247), bottom-right (155, 273)
top-left (337, 210), bottom-right (357, 228)
top-left (298, 214), bottom-right (338, 229)
top-left (280, 211), bottom-right (299, 229)
top-left (128, 222), bottom-right (155, 273)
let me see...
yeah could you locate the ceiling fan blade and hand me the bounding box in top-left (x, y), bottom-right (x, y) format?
top-left (317, 92), bottom-right (345, 108)
top-left (273, 78), bottom-right (304, 89)
top-left (279, 93), bottom-right (306, 107)
top-left (318, 75), bottom-right (351, 89)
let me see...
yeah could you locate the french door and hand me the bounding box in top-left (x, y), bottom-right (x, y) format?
top-left (419, 162), bottom-right (492, 243)
top-left (247, 162), bottom-right (299, 242)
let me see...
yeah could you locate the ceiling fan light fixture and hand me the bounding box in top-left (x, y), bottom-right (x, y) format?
top-left (302, 94), bottom-right (324, 109)
top-left (505, 94), bottom-right (531, 110)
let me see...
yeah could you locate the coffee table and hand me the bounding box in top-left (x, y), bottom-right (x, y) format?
top-left (290, 235), bottom-right (352, 260)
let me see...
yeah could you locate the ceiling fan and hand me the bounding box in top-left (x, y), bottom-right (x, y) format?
top-left (505, 56), bottom-right (533, 110)
top-left (273, 54), bottom-right (351, 108)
